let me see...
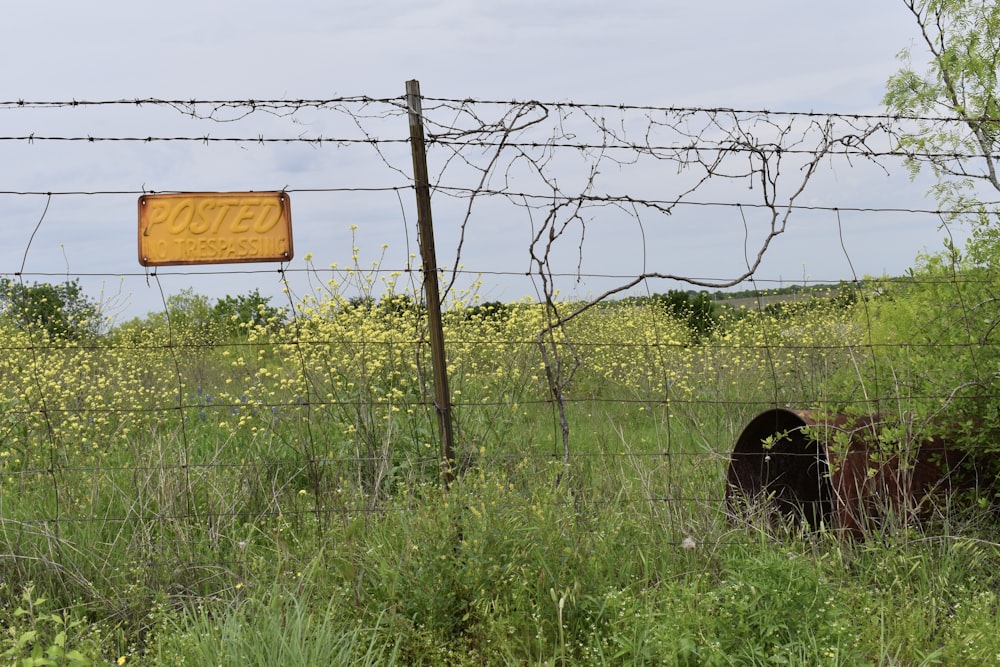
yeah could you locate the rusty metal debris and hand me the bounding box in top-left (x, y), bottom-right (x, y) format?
top-left (725, 408), bottom-right (995, 537)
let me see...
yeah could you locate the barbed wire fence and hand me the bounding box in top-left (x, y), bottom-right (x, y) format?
top-left (0, 85), bottom-right (993, 603)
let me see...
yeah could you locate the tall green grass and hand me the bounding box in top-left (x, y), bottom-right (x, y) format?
top-left (0, 290), bottom-right (999, 664)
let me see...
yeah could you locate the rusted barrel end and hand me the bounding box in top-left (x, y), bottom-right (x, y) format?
top-left (726, 408), bottom-right (995, 537)
top-left (725, 408), bottom-right (835, 532)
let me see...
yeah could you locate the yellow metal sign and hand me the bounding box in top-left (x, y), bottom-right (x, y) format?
top-left (138, 192), bottom-right (293, 266)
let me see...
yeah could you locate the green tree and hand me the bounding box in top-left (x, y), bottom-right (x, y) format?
top-left (165, 289), bottom-right (215, 335)
top-left (134, 289), bottom-right (288, 343)
top-left (132, 289), bottom-right (220, 344)
top-left (653, 291), bottom-right (718, 336)
top-left (882, 0), bottom-right (1000, 362)
top-left (845, 0), bottom-right (1000, 466)
top-left (884, 0), bottom-right (1000, 239)
top-left (0, 278), bottom-right (101, 340)
top-left (211, 289), bottom-right (287, 336)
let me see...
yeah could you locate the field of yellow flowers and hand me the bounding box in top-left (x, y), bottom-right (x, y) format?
top-left (1, 282), bottom-right (1000, 665)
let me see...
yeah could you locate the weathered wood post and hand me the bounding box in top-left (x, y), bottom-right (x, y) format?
top-left (405, 79), bottom-right (456, 487)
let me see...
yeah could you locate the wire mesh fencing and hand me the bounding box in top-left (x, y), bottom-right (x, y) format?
top-left (0, 88), bottom-right (995, 603)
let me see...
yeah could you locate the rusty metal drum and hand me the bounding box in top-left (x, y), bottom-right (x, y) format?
top-left (726, 408), bottom-right (989, 537)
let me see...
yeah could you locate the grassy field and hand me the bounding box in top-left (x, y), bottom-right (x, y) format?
top-left (0, 286), bottom-right (998, 666)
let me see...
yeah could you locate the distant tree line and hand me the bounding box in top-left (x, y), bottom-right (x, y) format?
top-left (124, 288), bottom-right (288, 342)
top-left (0, 278), bottom-right (862, 343)
top-left (710, 281), bottom-right (855, 301)
top-left (0, 279), bottom-right (289, 342)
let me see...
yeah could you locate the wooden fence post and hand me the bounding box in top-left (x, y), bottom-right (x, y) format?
top-left (405, 79), bottom-right (456, 487)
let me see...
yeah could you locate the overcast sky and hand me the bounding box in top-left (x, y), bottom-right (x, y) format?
top-left (0, 1), bottom-right (956, 321)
